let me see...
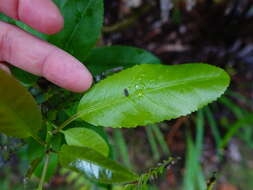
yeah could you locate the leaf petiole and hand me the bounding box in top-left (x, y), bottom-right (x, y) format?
top-left (52, 113), bottom-right (80, 134)
top-left (37, 154), bottom-right (50, 190)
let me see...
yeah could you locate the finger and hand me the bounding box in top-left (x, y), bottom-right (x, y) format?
top-left (0, 0), bottom-right (63, 34)
top-left (0, 62), bottom-right (11, 74)
top-left (0, 21), bottom-right (93, 92)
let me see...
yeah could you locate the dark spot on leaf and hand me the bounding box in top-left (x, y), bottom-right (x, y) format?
top-left (124, 89), bottom-right (129, 97)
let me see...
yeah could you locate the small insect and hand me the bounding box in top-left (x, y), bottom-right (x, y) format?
top-left (124, 88), bottom-right (129, 97)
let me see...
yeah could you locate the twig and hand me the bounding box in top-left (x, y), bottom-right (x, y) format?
top-left (103, 4), bottom-right (152, 33)
top-left (52, 113), bottom-right (79, 134)
top-left (37, 154), bottom-right (49, 190)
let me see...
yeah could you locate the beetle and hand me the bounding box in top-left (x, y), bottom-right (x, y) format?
top-left (124, 88), bottom-right (129, 97)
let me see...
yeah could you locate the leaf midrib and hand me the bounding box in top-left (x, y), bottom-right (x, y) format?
top-left (63, 0), bottom-right (93, 49)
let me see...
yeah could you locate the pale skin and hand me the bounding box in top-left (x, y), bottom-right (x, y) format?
top-left (0, 0), bottom-right (93, 92)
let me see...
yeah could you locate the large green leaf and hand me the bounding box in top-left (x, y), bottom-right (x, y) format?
top-left (0, 70), bottom-right (42, 138)
top-left (59, 145), bottom-right (138, 184)
top-left (49, 0), bottom-right (104, 61)
top-left (63, 128), bottom-right (109, 156)
top-left (85, 46), bottom-right (161, 76)
top-left (78, 63), bottom-right (230, 128)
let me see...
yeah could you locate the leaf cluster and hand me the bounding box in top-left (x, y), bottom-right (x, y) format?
top-left (0, 0), bottom-right (230, 188)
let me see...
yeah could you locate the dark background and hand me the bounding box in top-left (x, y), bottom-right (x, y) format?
top-left (1, 0), bottom-right (253, 189)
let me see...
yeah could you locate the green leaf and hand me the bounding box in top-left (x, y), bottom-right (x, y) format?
top-left (0, 13), bottom-right (47, 39)
top-left (68, 120), bottom-right (109, 144)
top-left (11, 67), bottom-right (38, 86)
top-left (123, 184), bottom-right (149, 190)
top-left (26, 157), bottom-right (43, 179)
top-left (59, 145), bottom-right (138, 184)
top-left (183, 135), bottom-right (206, 190)
top-left (0, 70), bottom-right (42, 138)
top-left (78, 63), bottom-right (230, 128)
top-left (63, 128), bottom-right (109, 156)
top-left (34, 153), bottom-right (58, 182)
top-left (49, 0), bottom-right (104, 61)
top-left (26, 138), bottom-right (45, 161)
top-left (85, 46), bottom-right (161, 76)
top-left (50, 133), bottom-right (64, 152)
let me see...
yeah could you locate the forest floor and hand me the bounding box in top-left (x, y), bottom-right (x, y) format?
top-left (102, 0), bottom-right (253, 189)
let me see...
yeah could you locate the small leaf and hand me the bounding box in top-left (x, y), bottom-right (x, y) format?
top-left (0, 70), bottom-right (42, 138)
top-left (34, 153), bottom-right (58, 182)
top-left (11, 67), bottom-right (38, 86)
top-left (78, 63), bottom-right (230, 128)
top-left (63, 128), bottom-right (109, 156)
top-left (59, 145), bottom-right (138, 184)
top-left (26, 157), bottom-right (43, 179)
top-left (68, 120), bottom-right (109, 143)
top-left (50, 133), bottom-right (64, 152)
top-left (49, 0), bottom-right (104, 61)
top-left (26, 138), bottom-right (45, 161)
top-left (85, 46), bottom-right (161, 76)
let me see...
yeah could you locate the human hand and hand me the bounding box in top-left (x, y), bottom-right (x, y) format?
top-left (0, 0), bottom-right (93, 92)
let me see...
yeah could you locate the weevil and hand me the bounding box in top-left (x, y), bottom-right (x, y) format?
top-left (124, 88), bottom-right (129, 97)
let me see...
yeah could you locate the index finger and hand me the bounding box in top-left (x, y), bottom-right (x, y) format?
top-left (0, 21), bottom-right (93, 92)
top-left (0, 0), bottom-right (63, 34)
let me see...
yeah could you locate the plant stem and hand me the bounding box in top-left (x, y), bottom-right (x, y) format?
top-left (103, 4), bottom-right (152, 33)
top-left (37, 154), bottom-right (49, 190)
top-left (53, 113), bottom-right (79, 134)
